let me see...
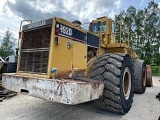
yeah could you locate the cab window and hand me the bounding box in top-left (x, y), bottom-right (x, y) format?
top-left (92, 21), bottom-right (107, 34)
top-left (93, 23), bottom-right (100, 34)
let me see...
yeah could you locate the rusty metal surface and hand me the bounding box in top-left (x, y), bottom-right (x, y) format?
top-left (22, 26), bottom-right (51, 49)
top-left (20, 26), bottom-right (51, 73)
top-left (20, 51), bottom-right (49, 73)
top-left (146, 65), bottom-right (153, 87)
top-left (2, 73), bottom-right (104, 105)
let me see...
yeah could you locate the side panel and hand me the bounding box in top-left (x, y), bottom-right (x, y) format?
top-left (72, 41), bottom-right (87, 70)
top-left (87, 33), bottom-right (99, 48)
top-left (48, 18), bottom-right (88, 78)
top-left (50, 37), bottom-right (87, 78)
top-left (51, 36), bottom-right (73, 78)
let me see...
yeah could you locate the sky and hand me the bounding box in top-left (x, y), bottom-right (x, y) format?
top-left (0, 0), bottom-right (160, 46)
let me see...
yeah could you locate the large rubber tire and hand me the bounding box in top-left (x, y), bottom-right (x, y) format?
top-left (133, 59), bottom-right (146, 94)
top-left (90, 53), bottom-right (134, 114)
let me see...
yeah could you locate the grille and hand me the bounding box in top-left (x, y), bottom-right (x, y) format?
top-left (19, 26), bottom-right (51, 74)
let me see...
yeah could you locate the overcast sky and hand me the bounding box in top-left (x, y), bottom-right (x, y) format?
top-left (0, 0), bottom-right (159, 45)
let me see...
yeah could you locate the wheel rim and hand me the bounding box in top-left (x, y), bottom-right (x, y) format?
top-left (123, 67), bottom-right (131, 100)
top-left (143, 67), bottom-right (146, 86)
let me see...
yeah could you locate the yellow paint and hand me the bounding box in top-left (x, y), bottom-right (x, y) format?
top-left (130, 51), bottom-right (139, 59)
top-left (48, 18), bottom-right (88, 78)
top-left (50, 35), bottom-right (73, 78)
top-left (107, 43), bottom-right (130, 48)
top-left (16, 32), bottom-right (23, 73)
top-left (17, 17), bottom-right (89, 79)
top-left (16, 72), bottom-right (47, 78)
top-left (87, 57), bottom-right (96, 76)
top-left (47, 18), bottom-right (56, 78)
top-left (98, 47), bottom-right (106, 57)
top-left (90, 17), bottom-right (133, 57)
top-left (107, 47), bottom-right (128, 54)
top-left (91, 17), bottom-right (113, 46)
top-left (16, 16), bottom-right (136, 79)
top-left (49, 38), bottom-right (87, 78)
top-left (72, 41), bottom-right (87, 70)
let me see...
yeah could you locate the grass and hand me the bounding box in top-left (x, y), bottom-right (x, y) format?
top-left (151, 66), bottom-right (160, 76)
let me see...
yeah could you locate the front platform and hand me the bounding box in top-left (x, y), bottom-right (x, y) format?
top-left (2, 73), bottom-right (104, 104)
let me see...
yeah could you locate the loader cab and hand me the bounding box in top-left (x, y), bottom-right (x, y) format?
top-left (89, 16), bottom-right (114, 34)
top-left (89, 16), bottom-right (131, 55)
top-left (89, 16), bottom-right (115, 45)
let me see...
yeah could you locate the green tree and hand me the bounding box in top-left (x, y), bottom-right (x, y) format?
top-left (115, 6), bottom-right (136, 46)
top-left (142, 1), bottom-right (159, 64)
top-left (0, 29), bottom-right (14, 58)
top-left (115, 1), bottom-right (160, 65)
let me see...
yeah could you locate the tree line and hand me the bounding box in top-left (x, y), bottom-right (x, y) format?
top-left (115, 1), bottom-right (160, 65)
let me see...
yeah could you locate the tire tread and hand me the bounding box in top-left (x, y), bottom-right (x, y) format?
top-left (90, 53), bottom-right (134, 114)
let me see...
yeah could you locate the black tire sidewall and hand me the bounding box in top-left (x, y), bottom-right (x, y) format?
top-left (141, 62), bottom-right (146, 93)
top-left (120, 55), bottom-right (134, 113)
top-left (133, 59), bottom-right (147, 93)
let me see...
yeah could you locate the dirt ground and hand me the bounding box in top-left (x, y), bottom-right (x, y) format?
top-left (0, 76), bottom-right (160, 120)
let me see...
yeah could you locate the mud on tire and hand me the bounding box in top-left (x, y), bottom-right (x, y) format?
top-left (90, 53), bottom-right (134, 114)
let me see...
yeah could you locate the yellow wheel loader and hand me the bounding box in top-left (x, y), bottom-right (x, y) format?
top-left (2, 16), bottom-right (148, 114)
